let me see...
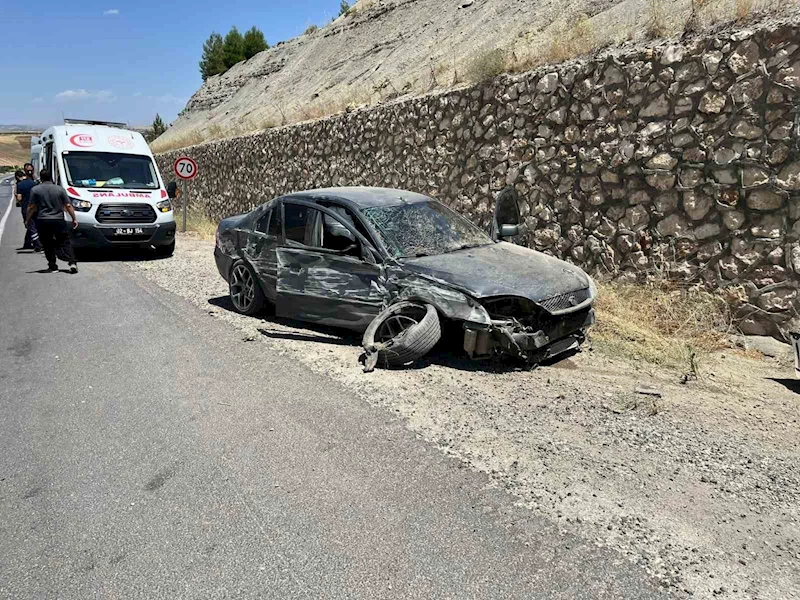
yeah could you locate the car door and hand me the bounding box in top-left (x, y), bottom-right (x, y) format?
top-left (243, 201), bottom-right (280, 300)
top-left (275, 199), bottom-right (386, 331)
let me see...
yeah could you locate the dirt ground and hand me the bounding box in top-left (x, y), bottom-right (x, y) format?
top-left (126, 234), bottom-right (800, 600)
top-left (0, 134), bottom-right (32, 168)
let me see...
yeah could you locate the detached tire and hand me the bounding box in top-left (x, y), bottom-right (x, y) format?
top-left (362, 302), bottom-right (441, 369)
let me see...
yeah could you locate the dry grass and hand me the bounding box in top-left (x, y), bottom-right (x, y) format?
top-left (646, 0), bottom-right (670, 38)
top-left (0, 134), bottom-right (33, 167)
top-left (177, 208), bottom-right (219, 240)
top-left (466, 49), bottom-right (507, 83)
top-left (591, 281), bottom-right (735, 371)
top-left (735, 0), bottom-right (755, 20)
top-left (546, 14), bottom-right (596, 63)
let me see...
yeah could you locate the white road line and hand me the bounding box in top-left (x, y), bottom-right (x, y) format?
top-left (0, 189), bottom-right (14, 245)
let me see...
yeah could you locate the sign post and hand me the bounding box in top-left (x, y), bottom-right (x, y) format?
top-left (173, 156), bottom-right (199, 233)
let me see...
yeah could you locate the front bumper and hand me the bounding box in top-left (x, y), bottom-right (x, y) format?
top-left (464, 308), bottom-right (595, 363)
top-left (71, 221), bottom-right (176, 249)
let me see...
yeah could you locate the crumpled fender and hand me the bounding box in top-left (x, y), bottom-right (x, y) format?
top-left (384, 268), bottom-right (492, 327)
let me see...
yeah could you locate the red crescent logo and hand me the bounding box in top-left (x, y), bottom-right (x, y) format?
top-left (70, 134), bottom-right (95, 147)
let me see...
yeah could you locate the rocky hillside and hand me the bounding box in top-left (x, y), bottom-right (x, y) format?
top-left (153, 0), bottom-right (789, 151)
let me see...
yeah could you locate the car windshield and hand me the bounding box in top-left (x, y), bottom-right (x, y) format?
top-left (361, 200), bottom-right (493, 258)
top-left (63, 151), bottom-right (159, 189)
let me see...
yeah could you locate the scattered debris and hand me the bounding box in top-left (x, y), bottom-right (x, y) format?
top-left (635, 386), bottom-right (663, 398)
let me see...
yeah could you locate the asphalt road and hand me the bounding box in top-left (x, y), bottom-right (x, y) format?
top-left (0, 182), bottom-right (667, 599)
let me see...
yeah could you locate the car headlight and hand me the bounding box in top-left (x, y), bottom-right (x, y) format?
top-left (156, 199), bottom-right (172, 213)
top-left (70, 198), bottom-right (92, 212)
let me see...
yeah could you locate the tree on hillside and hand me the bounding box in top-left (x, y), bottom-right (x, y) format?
top-left (223, 26), bottom-right (246, 69)
top-left (152, 114), bottom-right (167, 138)
top-left (339, 1), bottom-right (351, 16)
top-left (199, 32), bottom-right (225, 80)
top-left (144, 114), bottom-right (168, 142)
top-left (243, 26), bottom-right (268, 59)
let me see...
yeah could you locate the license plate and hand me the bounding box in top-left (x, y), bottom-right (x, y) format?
top-left (115, 228), bottom-right (144, 235)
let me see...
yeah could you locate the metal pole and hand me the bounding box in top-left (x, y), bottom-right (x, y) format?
top-left (182, 180), bottom-right (188, 233)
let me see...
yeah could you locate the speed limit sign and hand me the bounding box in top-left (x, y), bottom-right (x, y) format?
top-left (174, 156), bottom-right (198, 181)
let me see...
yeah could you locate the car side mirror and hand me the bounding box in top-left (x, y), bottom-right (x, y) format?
top-left (498, 224), bottom-right (520, 239)
top-left (492, 186), bottom-right (522, 240)
top-left (166, 181), bottom-right (178, 199)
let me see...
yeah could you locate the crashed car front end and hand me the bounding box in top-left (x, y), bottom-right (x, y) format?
top-left (461, 281), bottom-right (597, 363)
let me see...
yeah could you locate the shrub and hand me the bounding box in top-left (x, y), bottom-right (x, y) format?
top-left (646, 0), bottom-right (669, 38)
top-left (466, 49), bottom-right (506, 83)
top-left (304, 24), bottom-right (319, 35)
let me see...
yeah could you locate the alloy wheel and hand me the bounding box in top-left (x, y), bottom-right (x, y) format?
top-left (230, 264), bottom-right (256, 312)
top-left (375, 311), bottom-right (422, 343)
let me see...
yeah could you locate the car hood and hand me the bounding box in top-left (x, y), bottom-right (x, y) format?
top-left (401, 242), bottom-right (591, 302)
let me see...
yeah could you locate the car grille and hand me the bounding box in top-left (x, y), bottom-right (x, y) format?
top-left (539, 288), bottom-right (592, 313)
top-left (95, 203), bottom-right (157, 224)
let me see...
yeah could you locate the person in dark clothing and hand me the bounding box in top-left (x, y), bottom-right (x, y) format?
top-left (13, 170), bottom-right (25, 206)
top-left (25, 169), bottom-right (79, 274)
top-left (16, 163), bottom-right (42, 252)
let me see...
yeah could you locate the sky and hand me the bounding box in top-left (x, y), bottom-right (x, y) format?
top-left (0, 0), bottom-right (346, 128)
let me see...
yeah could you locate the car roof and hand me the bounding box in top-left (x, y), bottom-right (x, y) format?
top-left (284, 187), bottom-right (434, 209)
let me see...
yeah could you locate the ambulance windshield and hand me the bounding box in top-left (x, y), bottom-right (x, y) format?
top-left (63, 151), bottom-right (159, 189)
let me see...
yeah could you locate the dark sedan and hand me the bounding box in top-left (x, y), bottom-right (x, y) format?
top-left (214, 187), bottom-right (596, 368)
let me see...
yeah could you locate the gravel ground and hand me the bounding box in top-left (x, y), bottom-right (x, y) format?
top-left (127, 235), bottom-right (800, 600)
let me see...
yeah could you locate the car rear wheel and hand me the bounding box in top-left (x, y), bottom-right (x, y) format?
top-left (229, 260), bottom-right (265, 315)
top-left (362, 301), bottom-right (441, 370)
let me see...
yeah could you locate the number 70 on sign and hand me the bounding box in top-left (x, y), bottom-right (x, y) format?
top-left (173, 156), bottom-right (199, 181)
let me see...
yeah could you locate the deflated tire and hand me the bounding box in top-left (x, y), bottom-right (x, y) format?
top-left (361, 301), bottom-right (441, 371)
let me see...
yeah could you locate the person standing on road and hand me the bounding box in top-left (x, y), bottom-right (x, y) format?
top-left (25, 168), bottom-right (79, 274)
top-left (16, 164), bottom-right (42, 252)
top-left (13, 170), bottom-right (25, 207)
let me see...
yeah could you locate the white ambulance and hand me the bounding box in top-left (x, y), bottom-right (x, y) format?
top-left (31, 119), bottom-right (176, 256)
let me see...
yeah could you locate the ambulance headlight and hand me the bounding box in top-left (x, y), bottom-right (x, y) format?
top-left (70, 198), bottom-right (92, 212)
top-left (156, 199), bottom-right (173, 213)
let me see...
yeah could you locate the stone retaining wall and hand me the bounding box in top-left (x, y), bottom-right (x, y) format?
top-left (157, 16), bottom-right (800, 337)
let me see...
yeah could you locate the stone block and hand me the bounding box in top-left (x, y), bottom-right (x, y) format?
top-left (684, 191), bottom-right (713, 220)
top-left (699, 91), bottom-right (726, 114)
top-left (657, 213), bottom-right (689, 237)
top-left (722, 210), bottom-right (746, 230)
top-left (694, 222), bottom-right (721, 240)
top-left (621, 205), bottom-right (650, 232)
top-left (777, 162), bottom-right (800, 190)
top-left (746, 189), bottom-right (784, 211)
top-left (640, 95), bottom-right (670, 118)
top-left (757, 288), bottom-right (797, 312)
top-left (728, 40), bottom-right (760, 75)
top-left (730, 119), bottom-right (763, 139)
top-left (751, 214), bottom-right (784, 239)
top-left (742, 166), bottom-right (770, 188)
top-left (646, 172), bottom-right (677, 190)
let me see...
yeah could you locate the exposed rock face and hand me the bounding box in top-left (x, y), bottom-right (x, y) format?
top-left (157, 15), bottom-right (800, 338)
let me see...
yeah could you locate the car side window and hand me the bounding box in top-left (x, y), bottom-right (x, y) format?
top-left (268, 204), bottom-right (282, 237)
top-left (255, 209), bottom-right (271, 234)
top-left (283, 203), bottom-right (361, 257)
top-left (284, 204), bottom-right (311, 245)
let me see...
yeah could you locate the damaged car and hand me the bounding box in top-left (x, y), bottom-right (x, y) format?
top-left (214, 187), bottom-right (596, 370)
